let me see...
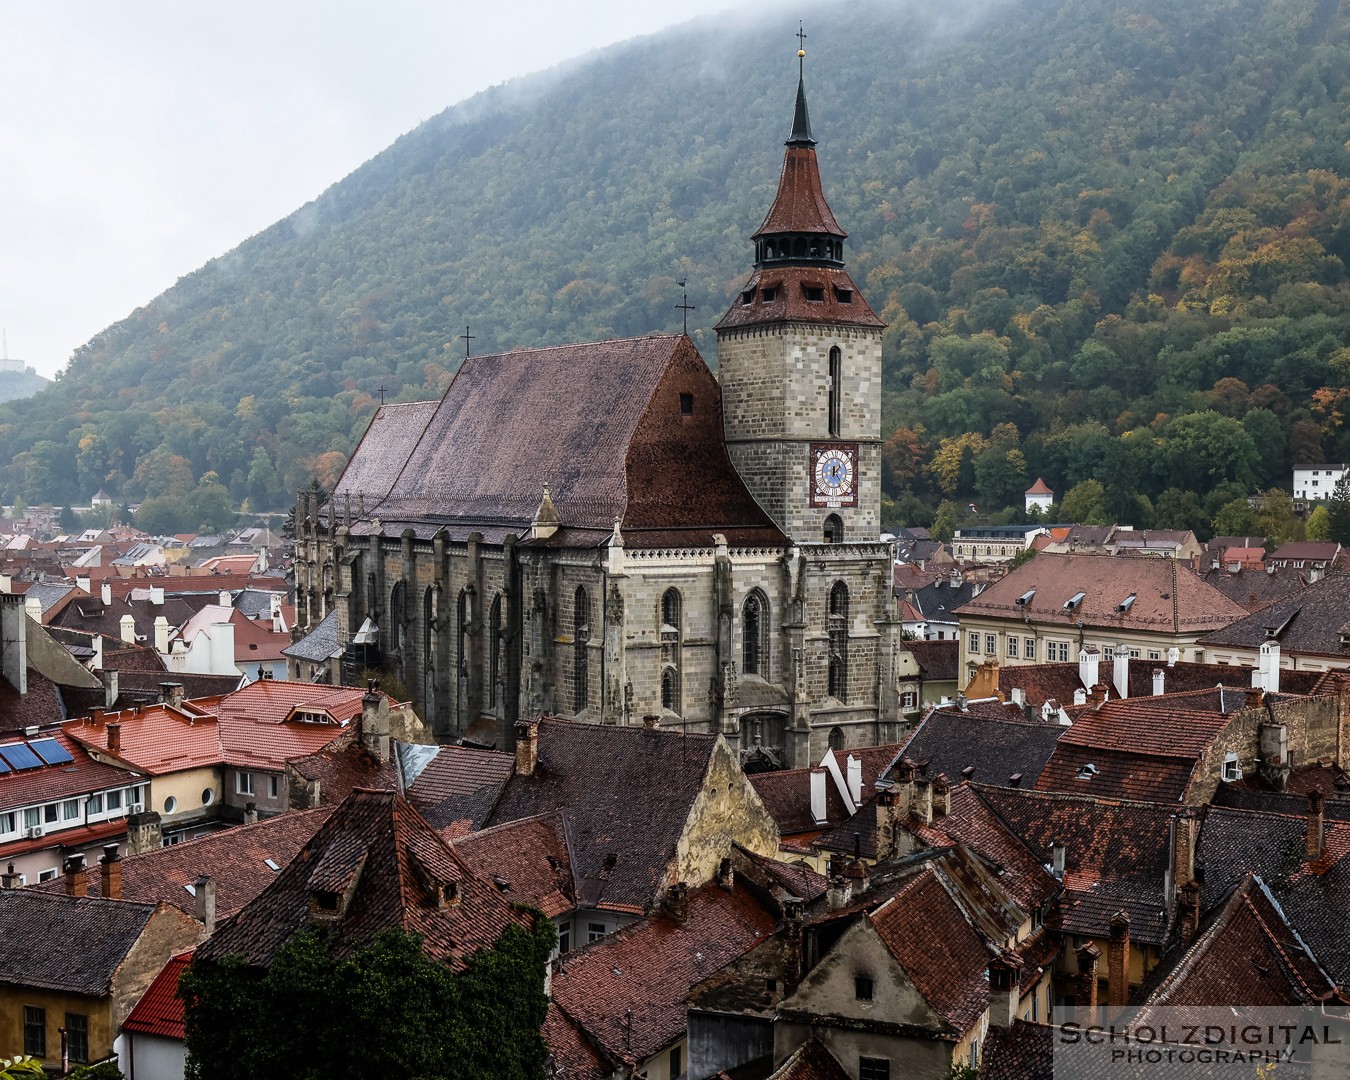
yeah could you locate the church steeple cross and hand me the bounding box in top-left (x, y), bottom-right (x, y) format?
top-left (460, 325), bottom-right (475, 359)
top-left (675, 279), bottom-right (696, 335)
top-left (797, 22), bottom-right (807, 71)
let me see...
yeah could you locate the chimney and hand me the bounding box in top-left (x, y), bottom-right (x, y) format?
top-left (102, 668), bottom-right (118, 709)
top-left (149, 585), bottom-right (165, 606)
top-left (809, 768), bottom-right (828, 825)
top-left (931, 775), bottom-right (950, 818)
top-left (1050, 842), bottom-right (1065, 881)
top-left (910, 778), bottom-right (933, 826)
top-left (159, 682), bottom-right (185, 709)
top-left (1107, 911), bottom-right (1131, 1008)
top-left (0, 863), bottom-right (21, 889)
top-left (126, 810), bottom-right (162, 855)
top-left (218, 590), bottom-right (231, 607)
top-left (716, 856), bottom-right (735, 892)
top-left (514, 719), bottom-right (540, 777)
top-left (1245, 686), bottom-right (1264, 709)
top-left (1010, 687), bottom-right (1026, 708)
top-left (1087, 683), bottom-right (1107, 707)
top-left (783, 898), bottom-right (805, 987)
top-left (1260, 641), bottom-right (1281, 693)
top-left (664, 881), bottom-right (689, 923)
top-left (119, 613), bottom-right (136, 643)
top-left (1307, 790), bottom-right (1326, 861)
top-left (1073, 688), bottom-right (1087, 706)
top-left (1078, 647), bottom-right (1100, 697)
top-left (826, 875), bottom-right (852, 911)
top-left (195, 874), bottom-right (217, 935)
top-left (1113, 647), bottom-right (1129, 699)
top-left (360, 683), bottom-right (390, 762)
top-left (1167, 647), bottom-right (1179, 667)
top-left (106, 721), bottom-right (122, 754)
top-left (1152, 669), bottom-right (1165, 696)
top-left (987, 957), bottom-right (1021, 1029)
top-left (100, 844), bottom-right (122, 900)
top-left (101, 580), bottom-right (112, 605)
top-left (641, 713), bottom-right (660, 730)
top-left (64, 854), bottom-right (87, 897)
top-left (874, 790), bottom-right (901, 861)
top-left (1179, 881), bottom-right (1201, 943)
top-left (1077, 942), bottom-right (1101, 1015)
top-left (846, 754), bottom-right (863, 806)
top-left (244, 801), bottom-right (258, 825)
top-left (1172, 810), bottom-right (1197, 891)
top-left (154, 615), bottom-right (170, 654)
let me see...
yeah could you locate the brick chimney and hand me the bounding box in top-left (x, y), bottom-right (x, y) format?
top-left (360, 682), bottom-right (390, 762)
top-left (1107, 911), bottom-right (1131, 1008)
top-left (159, 682), bottom-right (185, 708)
top-left (515, 719), bottom-right (540, 777)
top-left (1306, 790), bottom-right (1326, 861)
top-left (664, 881), bottom-right (689, 923)
top-left (100, 844), bottom-right (122, 900)
top-left (64, 854), bottom-right (87, 897)
top-left (1077, 942), bottom-right (1101, 1015)
top-left (1179, 880), bottom-right (1201, 943)
top-left (931, 775), bottom-right (950, 818)
top-left (195, 874), bottom-right (217, 935)
top-left (1172, 809), bottom-right (1197, 892)
top-left (106, 721), bottom-right (122, 754)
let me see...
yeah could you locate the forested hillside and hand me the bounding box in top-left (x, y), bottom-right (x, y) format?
top-left (5, 0), bottom-right (1350, 537)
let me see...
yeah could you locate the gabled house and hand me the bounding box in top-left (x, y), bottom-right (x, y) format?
top-left (1200, 572), bottom-right (1350, 673)
top-left (0, 889), bottom-right (200, 1069)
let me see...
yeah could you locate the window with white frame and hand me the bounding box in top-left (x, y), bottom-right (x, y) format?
top-left (237, 772), bottom-right (255, 796)
top-left (1222, 753), bottom-right (1240, 782)
top-left (1007, 636), bottom-right (1018, 658)
top-left (1025, 637), bottom-right (1035, 658)
top-left (985, 633), bottom-right (996, 655)
top-left (901, 690), bottom-right (917, 709)
top-left (968, 632), bottom-right (980, 654)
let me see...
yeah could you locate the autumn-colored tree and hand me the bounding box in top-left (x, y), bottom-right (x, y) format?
top-left (881, 427), bottom-right (928, 494)
top-left (929, 433), bottom-right (989, 497)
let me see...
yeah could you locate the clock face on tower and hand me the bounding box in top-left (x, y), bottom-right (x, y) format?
top-left (810, 442), bottom-right (859, 508)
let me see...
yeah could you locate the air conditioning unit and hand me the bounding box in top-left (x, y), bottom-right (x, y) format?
top-left (130, 803), bottom-right (144, 814)
top-left (26, 826), bottom-right (44, 839)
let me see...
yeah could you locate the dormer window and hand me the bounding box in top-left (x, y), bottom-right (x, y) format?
top-left (834, 286), bottom-right (854, 304)
top-left (1118, 594), bottom-right (1136, 613)
top-left (1064, 592), bottom-right (1086, 610)
top-left (760, 286), bottom-right (778, 303)
top-left (1016, 589), bottom-right (1036, 606)
top-left (803, 285), bottom-right (824, 303)
top-left (314, 890), bottom-right (340, 912)
top-left (740, 288), bottom-right (756, 306)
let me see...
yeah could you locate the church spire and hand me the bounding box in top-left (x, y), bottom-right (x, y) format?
top-left (788, 25), bottom-right (815, 147)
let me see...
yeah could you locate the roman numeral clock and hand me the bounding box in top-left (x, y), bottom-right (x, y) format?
top-left (809, 442), bottom-right (859, 508)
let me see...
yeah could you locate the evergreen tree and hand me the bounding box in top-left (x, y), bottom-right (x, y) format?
top-left (1327, 476), bottom-right (1350, 544)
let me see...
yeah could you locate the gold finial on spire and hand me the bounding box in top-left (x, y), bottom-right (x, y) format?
top-left (797, 21), bottom-right (807, 62)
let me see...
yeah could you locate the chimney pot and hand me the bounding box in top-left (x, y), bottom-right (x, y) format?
top-left (514, 719), bottom-right (540, 777)
top-left (100, 844), bottom-right (122, 900)
top-left (64, 854), bottom-right (87, 897)
top-left (106, 721), bottom-right (122, 754)
top-left (1107, 911), bottom-right (1131, 1008)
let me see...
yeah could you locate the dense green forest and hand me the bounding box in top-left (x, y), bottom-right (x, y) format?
top-left (5, 0), bottom-right (1350, 537)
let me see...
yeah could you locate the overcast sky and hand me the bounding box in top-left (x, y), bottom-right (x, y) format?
top-left (0, 0), bottom-right (754, 380)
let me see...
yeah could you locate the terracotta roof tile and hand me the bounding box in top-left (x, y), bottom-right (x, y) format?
top-left (900, 639), bottom-right (960, 680)
top-left (0, 668), bottom-right (65, 732)
top-left (407, 743), bottom-right (515, 835)
top-left (452, 813), bottom-right (575, 918)
top-left (955, 554), bottom-right (1248, 633)
top-left (980, 1021), bottom-right (1055, 1080)
top-left (551, 882), bottom-right (778, 1062)
top-left (0, 729), bottom-right (139, 812)
top-left (715, 267), bottom-right (883, 331)
top-left (287, 737), bottom-right (398, 805)
top-left (542, 1003), bottom-right (613, 1080)
top-left (767, 1039), bottom-right (850, 1079)
top-left (122, 951), bottom-right (194, 1040)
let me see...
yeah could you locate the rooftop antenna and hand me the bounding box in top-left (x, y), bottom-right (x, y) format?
top-left (675, 279), bottom-right (695, 335)
top-left (460, 325), bottom-right (475, 359)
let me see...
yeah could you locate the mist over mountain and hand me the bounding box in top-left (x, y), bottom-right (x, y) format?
top-left (6, 0), bottom-right (1350, 535)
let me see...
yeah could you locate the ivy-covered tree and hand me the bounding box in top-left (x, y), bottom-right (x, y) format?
top-left (180, 919), bottom-right (555, 1080)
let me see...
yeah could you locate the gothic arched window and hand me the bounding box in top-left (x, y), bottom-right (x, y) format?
top-left (390, 581), bottom-right (406, 652)
top-left (828, 581), bottom-right (849, 701)
top-left (660, 587), bottom-right (682, 712)
top-left (488, 594), bottom-right (502, 708)
top-left (824, 514), bottom-right (844, 544)
top-left (743, 590), bottom-right (768, 677)
top-left (573, 586), bottom-right (590, 713)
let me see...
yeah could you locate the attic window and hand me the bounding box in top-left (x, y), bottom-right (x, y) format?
top-left (760, 286), bottom-right (778, 303)
top-left (854, 975), bottom-right (874, 1001)
top-left (313, 889), bottom-right (340, 912)
top-left (803, 285), bottom-right (825, 303)
top-left (1064, 592), bottom-right (1086, 610)
top-left (739, 288), bottom-right (756, 306)
top-left (1016, 589), bottom-right (1036, 606)
top-left (680, 393), bottom-right (694, 416)
top-left (834, 286), bottom-right (854, 304)
top-left (1118, 594), bottom-right (1136, 613)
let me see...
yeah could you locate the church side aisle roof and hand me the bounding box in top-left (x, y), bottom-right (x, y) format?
top-left (334, 400), bottom-right (438, 506)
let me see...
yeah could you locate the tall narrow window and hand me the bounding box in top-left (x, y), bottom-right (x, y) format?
top-left (743, 590), bottom-right (768, 677)
top-left (488, 594), bottom-right (502, 708)
top-left (828, 726), bottom-right (844, 752)
top-left (828, 345), bottom-right (842, 436)
top-left (423, 586), bottom-right (437, 719)
top-left (390, 581), bottom-right (406, 651)
top-left (661, 588), bottom-right (682, 714)
top-left (573, 587), bottom-right (590, 713)
top-left (65, 1013), bottom-right (88, 1065)
top-left (828, 581), bottom-right (849, 701)
top-left (23, 1006), bottom-right (44, 1057)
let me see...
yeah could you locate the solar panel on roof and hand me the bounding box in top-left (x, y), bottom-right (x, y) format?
top-left (0, 743), bottom-right (43, 771)
top-left (28, 738), bottom-right (73, 766)
top-left (0, 758), bottom-right (10, 775)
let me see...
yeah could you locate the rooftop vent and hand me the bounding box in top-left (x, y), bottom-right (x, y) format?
top-left (1064, 592), bottom-right (1086, 610)
top-left (1016, 589), bottom-right (1036, 606)
top-left (1117, 594), bottom-right (1136, 613)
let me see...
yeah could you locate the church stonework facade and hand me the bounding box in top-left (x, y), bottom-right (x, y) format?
top-left (291, 65), bottom-right (899, 769)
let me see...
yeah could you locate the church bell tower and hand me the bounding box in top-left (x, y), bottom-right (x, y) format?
top-left (716, 47), bottom-right (884, 545)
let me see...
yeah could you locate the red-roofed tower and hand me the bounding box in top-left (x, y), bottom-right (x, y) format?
top-left (716, 46), bottom-right (884, 544)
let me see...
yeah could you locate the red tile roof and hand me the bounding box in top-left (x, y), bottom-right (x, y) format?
top-left (122, 951), bottom-right (194, 1040)
top-left (551, 882), bottom-right (778, 1063)
top-left (1026, 477), bottom-right (1054, 495)
top-left (451, 813), bottom-right (575, 918)
top-left (767, 1038), bottom-right (851, 1079)
top-left (542, 1003), bottom-right (613, 1080)
top-left (0, 729), bottom-right (140, 812)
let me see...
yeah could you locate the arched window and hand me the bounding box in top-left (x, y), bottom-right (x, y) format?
top-left (743, 590), bottom-right (768, 677)
top-left (573, 586), bottom-right (590, 713)
top-left (488, 594), bottom-right (502, 708)
top-left (828, 346), bottom-right (842, 436)
top-left (828, 581), bottom-right (849, 701)
top-left (390, 581), bottom-right (406, 651)
top-left (828, 726), bottom-right (844, 752)
top-left (661, 667), bottom-right (680, 713)
top-left (456, 588), bottom-right (470, 688)
top-left (422, 586), bottom-right (437, 720)
top-left (824, 514), bottom-right (844, 544)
